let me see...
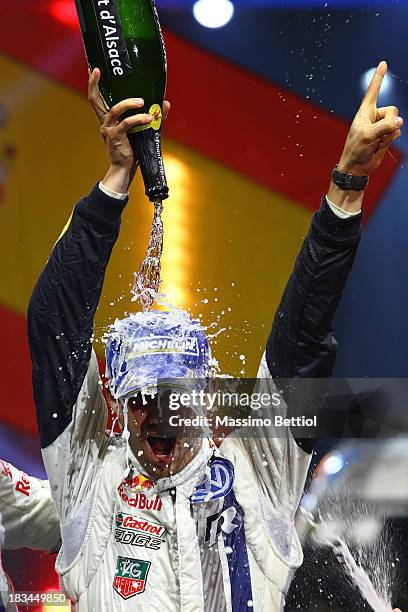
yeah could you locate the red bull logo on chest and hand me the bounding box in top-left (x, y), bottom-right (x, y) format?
top-left (118, 476), bottom-right (162, 511)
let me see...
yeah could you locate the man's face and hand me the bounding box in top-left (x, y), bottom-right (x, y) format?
top-left (123, 391), bottom-right (202, 480)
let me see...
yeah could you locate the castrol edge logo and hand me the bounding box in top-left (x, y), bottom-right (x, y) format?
top-left (129, 336), bottom-right (199, 358)
top-left (116, 513), bottom-right (166, 538)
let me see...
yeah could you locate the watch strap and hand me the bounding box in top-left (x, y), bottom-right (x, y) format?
top-left (332, 165), bottom-right (369, 191)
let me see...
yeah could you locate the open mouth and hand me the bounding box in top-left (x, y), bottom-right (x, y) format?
top-left (145, 436), bottom-right (177, 463)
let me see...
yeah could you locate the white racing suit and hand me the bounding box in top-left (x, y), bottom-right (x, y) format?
top-left (0, 461), bottom-right (60, 611)
top-left (0, 512), bottom-right (7, 612)
top-left (28, 185), bottom-right (362, 611)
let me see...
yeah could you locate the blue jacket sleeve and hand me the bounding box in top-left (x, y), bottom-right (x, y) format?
top-left (28, 184), bottom-right (128, 449)
top-left (266, 198), bottom-right (362, 451)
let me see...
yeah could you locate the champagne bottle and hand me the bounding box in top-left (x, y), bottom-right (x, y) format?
top-left (75, 0), bottom-right (169, 203)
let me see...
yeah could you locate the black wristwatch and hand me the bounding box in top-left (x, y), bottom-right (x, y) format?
top-left (332, 165), bottom-right (369, 191)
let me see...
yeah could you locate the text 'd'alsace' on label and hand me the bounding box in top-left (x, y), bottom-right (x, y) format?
top-left (92, 0), bottom-right (132, 77)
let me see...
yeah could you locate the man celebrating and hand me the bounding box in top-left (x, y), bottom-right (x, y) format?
top-left (28, 62), bottom-right (402, 610)
top-left (0, 460), bottom-right (60, 611)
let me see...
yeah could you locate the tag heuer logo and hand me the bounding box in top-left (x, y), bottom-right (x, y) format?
top-left (113, 556), bottom-right (151, 600)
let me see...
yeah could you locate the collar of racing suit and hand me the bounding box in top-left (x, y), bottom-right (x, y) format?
top-left (126, 438), bottom-right (216, 495)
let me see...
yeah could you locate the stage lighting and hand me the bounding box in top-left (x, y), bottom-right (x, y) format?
top-left (49, 0), bottom-right (78, 28)
top-left (361, 67), bottom-right (393, 97)
top-left (322, 451), bottom-right (344, 476)
top-left (193, 0), bottom-right (235, 29)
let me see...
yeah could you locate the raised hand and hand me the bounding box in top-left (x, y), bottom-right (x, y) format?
top-left (88, 68), bottom-right (171, 192)
top-left (338, 61), bottom-right (403, 177)
top-left (88, 68), bottom-right (151, 170)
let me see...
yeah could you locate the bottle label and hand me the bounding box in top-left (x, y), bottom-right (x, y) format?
top-left (130, 104), bottom-right (162, 133)
top-left (91, 0), bottom-right (132, 78)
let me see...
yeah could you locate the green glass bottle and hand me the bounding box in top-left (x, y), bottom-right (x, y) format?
top-left (75, 0), bottom-right (168, 203)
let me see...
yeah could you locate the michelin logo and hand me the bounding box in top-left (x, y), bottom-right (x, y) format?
top-left (129, 336), bottom-right (200, 358)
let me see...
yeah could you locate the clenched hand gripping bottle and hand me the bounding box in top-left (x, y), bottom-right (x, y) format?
top-left (75, 0), bottom-right (169, 203)
top-left (75, 0), bottom-right (169, 309)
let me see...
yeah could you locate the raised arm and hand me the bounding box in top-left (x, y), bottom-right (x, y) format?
top-left (27, 72), bottom-right (155, 531)
top-left (266, 197), bottom-right (362, 382)
top-left (28, 90), bottom-right (151, 449)
top-left (266, 61), bottom-right (403, 449)
top-left (224, 63), bottom-right (404, 527)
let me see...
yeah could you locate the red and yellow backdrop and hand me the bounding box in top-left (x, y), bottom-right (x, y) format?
top-left (0, 2), bottom-right (401, 438)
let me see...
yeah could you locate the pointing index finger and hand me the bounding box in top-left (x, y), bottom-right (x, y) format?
top-left (362, 61), bottom-right (388, 107)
